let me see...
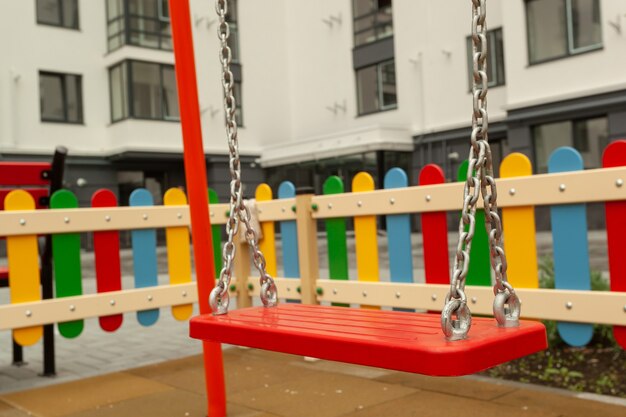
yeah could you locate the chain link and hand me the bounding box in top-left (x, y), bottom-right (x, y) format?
top-left (209, 0), bottom-right (277, 315)
top-left (441, 0), bottom-right (520, 340)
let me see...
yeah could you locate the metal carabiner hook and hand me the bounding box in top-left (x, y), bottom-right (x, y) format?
top-left (441, 298), bottom-right (472, 341)
top-left (209, 286), bottom-right (230, 315)
top-left (493, 291), bottom-right (520, 327)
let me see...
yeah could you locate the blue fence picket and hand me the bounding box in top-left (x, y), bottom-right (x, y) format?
top-left (278, 181), bottom-right (299, 281)
top-left (384, 168), bottom-right (413, 311)
top-left (129, 189), bottom-right (160, 326)
top-left (548, 147), bottom-right (593, 347)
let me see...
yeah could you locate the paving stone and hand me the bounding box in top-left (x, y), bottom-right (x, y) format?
top-left (222, 352), bottom-right (323, 396)
top-left (222, 403), bottom-right (282, 417)
top-left (128, 355), bottom-right (203, 380)
top-left (0, 401), bottom-right (12, 411)
top-left (341, 390), bottom-right (560, 417)
top-left (374, 372), bottom-right (516, 400)
top-left (2, 373), bottom-right (172, 417)
top-left (0, 401), bottom-right (33, 417)
top-left (0, 367), bottom-right (40, 382)
top-left (136, 365), bottom-right (205, 395)
top-left (81, 355), bottom-right (114, 366)
top-left (293, 359), bottom-right (393, 380)
top-left (0, 345), bottom-right (624, 417)
top-left (58, 362), bottom-right (102, 376)
top-left (0, 375), bottom-right (17, 386)
top-left (61, 389), bottom-right (205, 417)
top-left (130, 349), bottom-right (321, 397)
top-left (493, 388), bottom-right (626, 417)
top-left (224, 349), bottom-right (306, 365)
top-left (228, 371), bottom-right (416, 417)
top-left (65, 389), bottom-right (279, 417)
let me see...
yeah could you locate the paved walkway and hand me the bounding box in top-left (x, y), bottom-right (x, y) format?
top-left (0, 231), bottom-right (612, 395)
top-left (0, 348), bottom-right (624, 417)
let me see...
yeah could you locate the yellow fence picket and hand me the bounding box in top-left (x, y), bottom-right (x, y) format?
top-left (164, 188), bottom-right (193, 320)
top-left (255, 184), bottom-right (277, 277)
top-left (352, 172), bottom-right (380, 309)
top-left (500, 153), bottom-right (539, 288)
top-left (5, 190), bottom-right (43, 345)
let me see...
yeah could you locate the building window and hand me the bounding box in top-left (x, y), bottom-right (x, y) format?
top-left (36, 0), bottom-right (79, 29)
top-left (353, 0), bottom-right (393, 47)
top-left (533, 116), bottom-right (608, 173)
top-left (233, 81), bottom-right (243, 127)
top-left (356, 60), bottom-right (397, 115)
top-left (106, 0), bottom-right (172, 52)
top-left (107, 0), bottom-right (125, 50)
top-left (109, 60), bottom-right (179, 122)
top-left (226, 0), bottom-right (240, 63)
top-left (39, 72), bottom-right (83, 123)
top-left (526, 0), bottom-right (602, 64)
top-left (466, 28), bottom-right (505, 89)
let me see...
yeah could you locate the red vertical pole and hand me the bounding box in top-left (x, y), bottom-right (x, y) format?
top-left (168, 1), bottom-right (226, 416)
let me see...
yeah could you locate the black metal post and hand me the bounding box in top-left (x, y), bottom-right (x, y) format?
top-left (39, 146), bottom-right (67, 377)
top-left (11, 339), bottom-right (25, 366)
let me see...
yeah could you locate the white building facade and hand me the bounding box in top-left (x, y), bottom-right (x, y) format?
top-left (0, 0), bottom-right (625, 205)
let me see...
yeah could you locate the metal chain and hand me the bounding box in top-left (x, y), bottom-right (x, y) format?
top-left (209, 0), bottom-right (277, 315)
top-left (441, 0), bottom-right (520, 340)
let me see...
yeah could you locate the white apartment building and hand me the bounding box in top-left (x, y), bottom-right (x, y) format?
top-left (0, 0), bottom-right (625, 207)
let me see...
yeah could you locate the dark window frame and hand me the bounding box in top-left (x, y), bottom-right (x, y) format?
top-left (109, 61), bottom-right (128, 122)
top-left (109, 59), bottom-right (179, 123)
top-left (531, 114), bottom-right (609, 173)
top-left (36, 0), bottom-right (80, 30)
top-left (39, 71), bottom-right (84, 124)
top-left (160, 64), bottom-right (179, 121)
top-left (226, 1), bottom-right (243, 125)
top-left (356, 59), bottom-right (398, 117)
top-left (466, 27), bottom-right (506, 90)
top-left (352, 0), bottom-right (393, 47)
top-left (106, 0), bottom-right (172, 52)
top-left (226, 0), bottom-right (241, 63)
top-left (233, 80), bottom-right (243, 127)
top-left (525, 0), bottom-right (603, 66)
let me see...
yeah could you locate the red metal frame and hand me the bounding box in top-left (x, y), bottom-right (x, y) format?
top-left (0, 163), bottom-right (51, 186)
top-left (0, 163), bottom-right (53, 284)
top-left (169, 1), bottom-right (225, 416)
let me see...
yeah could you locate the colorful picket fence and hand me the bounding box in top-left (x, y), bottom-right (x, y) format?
top-left (243, 143), bottom-right (626, 350)
top-left (1, 143), bottom-right (626, 358)
top-left (0, 186), bottom-right (225, 346)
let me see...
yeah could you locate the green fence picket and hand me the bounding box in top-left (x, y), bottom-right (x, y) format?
top-left (323, 176), bottom-right (349, 281)
top-left (323, 176), bottom-right (349, 307)
top-left (50, 189), bottom-right (84, 338)
top-left (457, 160), bottom-right (491, 286)
top-left (209, 188), bottom-right (223, 277)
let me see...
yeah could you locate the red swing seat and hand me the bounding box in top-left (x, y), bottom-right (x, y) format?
top-left (190, 303), bottom-right (547, 376)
